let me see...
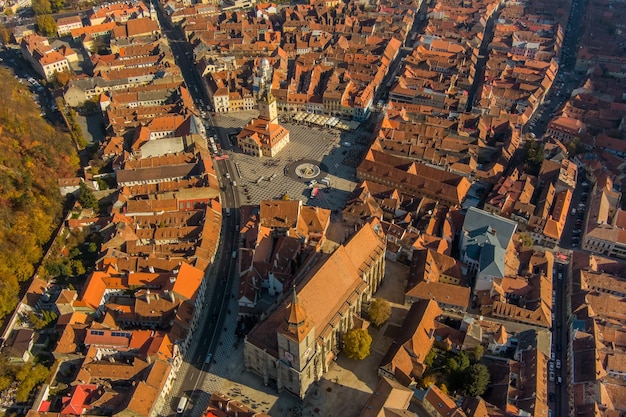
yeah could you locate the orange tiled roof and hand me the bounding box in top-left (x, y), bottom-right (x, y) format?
top-left (171, 262), bottom-right (204, 300)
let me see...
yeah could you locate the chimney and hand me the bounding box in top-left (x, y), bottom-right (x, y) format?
top-left (145, 289), bottom-right (151, 304)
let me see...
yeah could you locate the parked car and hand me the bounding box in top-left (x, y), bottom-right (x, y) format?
top-left (556, 359), bottom-right (561, 369)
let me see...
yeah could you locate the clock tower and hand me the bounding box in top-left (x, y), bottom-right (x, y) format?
top-left (258, 90), bottom-right (278, 125)
top-left (277, 286), bottom-right (315, 371)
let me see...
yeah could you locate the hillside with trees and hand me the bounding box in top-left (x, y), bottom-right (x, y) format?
top-left (0, 68), bottom-right (78, 320)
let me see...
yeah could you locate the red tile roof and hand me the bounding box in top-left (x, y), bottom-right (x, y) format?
top-left (61, 384), bottom-right (99, 415)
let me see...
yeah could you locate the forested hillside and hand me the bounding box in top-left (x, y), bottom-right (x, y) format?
top-left (0, 68), bottom-right (78, 319)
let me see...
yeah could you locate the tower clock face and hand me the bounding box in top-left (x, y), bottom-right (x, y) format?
top-left (284, 352), bottom-right (294, 362)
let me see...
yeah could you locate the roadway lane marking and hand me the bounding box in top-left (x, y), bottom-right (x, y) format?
top-left (189, 372), bottom-right (194, 380)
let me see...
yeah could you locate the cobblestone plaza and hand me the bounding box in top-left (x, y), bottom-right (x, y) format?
top-left (211, 110), bottom-right (371, 213)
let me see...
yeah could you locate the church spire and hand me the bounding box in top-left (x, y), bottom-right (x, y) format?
top-left (282, 284), bottom-right (312, 341)
top-left (291, 284), bottom-right (298, 305)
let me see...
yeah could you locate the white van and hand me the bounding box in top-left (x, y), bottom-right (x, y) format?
top-left (177, 396), bottom-right (188, 414)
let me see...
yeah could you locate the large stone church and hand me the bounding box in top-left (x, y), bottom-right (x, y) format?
top-left (243, 220), bottom-right (386, 398)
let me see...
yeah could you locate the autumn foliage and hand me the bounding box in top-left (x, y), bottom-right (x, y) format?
top-left (368, 298), bottom-right (392, 326)
top-left (343, 328), bottom-right (372, 360)
top-left (0, 68), bottom-right (78, 320)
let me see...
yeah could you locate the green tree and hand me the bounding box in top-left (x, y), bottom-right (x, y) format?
top-left (50, 0), bottom-right (65, 12)
top-left (456, 351), bottom-right (470, 371)
top-left (32, 0), bottom-right (52, 14)
top-left (15, 363), bottom-right (50, 403)
top-left (368, 298), bottom-right (391, 327)
top-left (523, 140), bottom-right (544, 176)
top-left (28, 311), bottom-right (57, 329)
top-left (69, 246), bottom-right (81, 258)
top-left (59, 259), bottom-right (73, 277)
top-left (88, 242), bottom-right (98, 253)
top-left (45, 259), bottom-right (61, 277)
top-left (424, 348), bottom-right (437, 368)
top-left (78, 182), bottom-right (98, 210)
top-left (71, 259), bottom-right (85, 276)
top-left (518, 232), bottom-right (534, 248)
top-left (96, 177), bottom-right (109, 190)
top-left (35, 14), bottom-right (57, 37)
top-left (446, 357), bottom-right (460, 373)
top-left (462, 363), bottom-right (490, 396)
top-left (473, 345), bottom-right (485, 361)
top-left (343, 328), bottom-right (372, 360)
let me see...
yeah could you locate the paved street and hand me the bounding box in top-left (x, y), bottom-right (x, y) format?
top-left (551, 260), bottom-right (571, 417)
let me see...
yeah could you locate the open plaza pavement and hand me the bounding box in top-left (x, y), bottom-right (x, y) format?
top-left (210, 110), bottom-right (374, 213)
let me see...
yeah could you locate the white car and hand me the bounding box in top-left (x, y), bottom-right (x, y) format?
top-left (556, 359), bottom-right (561, 369)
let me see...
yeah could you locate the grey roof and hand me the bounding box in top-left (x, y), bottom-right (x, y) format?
top-left (516, 328), bottom-right (552, 358)
top-left (463, 207), bottom-right (517, 249)
top-left (478, 242), bottom-right (505, 278)
top-left (139, 137), bottom-right (185, 158)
